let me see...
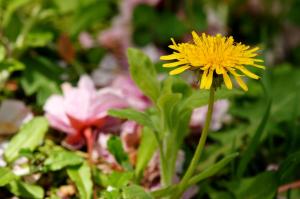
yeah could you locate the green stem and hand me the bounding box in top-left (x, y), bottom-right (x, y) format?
top-left (153, 130), bottom-right (169, 187)
top-left (173, 87), bottom-right (215, 198)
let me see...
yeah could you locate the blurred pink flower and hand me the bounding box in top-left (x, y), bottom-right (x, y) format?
top-left (111, 74), bottom-right (151, 111)
top-left (0, 100), bottom-right (33, 135)
top-left (98, 0), bottom-right (160, 67)
top-left (190, 100), bottom-right (231, 131)
top-left (44, 75), bottom-right (128, 150)
top-left (78, 32), bottom-right (94, 49)
top-left (98, 16), bottom-right (131, 51)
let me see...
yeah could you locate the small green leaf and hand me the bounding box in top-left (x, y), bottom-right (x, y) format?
top-left (44, 148), bottom-right (83, 171)
top-left (157, 93), bottom-right (182, 130)
top-left (107, 136), bottom-right (130, 169)
top-left (4, 117), bottom-right (48, 162)
top-left (7, 179), bottom-right (44, 199)
top-left (0, 167), bottom-right (16, 187)
top-left (0, 59), bottom-right (25, 73)
top-left (122, 185), bottom-right (154, 199)
top-left (188, 153), bottom-right (239, 187)
top-left (135, 127), bottom-right (157, 179)
top-left (107, 171), bottom-right (134, 188)
top-left (67, 162), bottom-right (93, 199)
top-left (97, 171), bottom-right (134, 193)
top-left (25, 32), bottom-right (53, 47)
top-left (108, 108), bottom-right (153, 129)
top-left (128, 48), bottom-right (160, 102)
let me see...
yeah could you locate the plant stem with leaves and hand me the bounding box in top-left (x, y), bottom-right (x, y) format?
top-left (173, 87), bottom-right (215, 198)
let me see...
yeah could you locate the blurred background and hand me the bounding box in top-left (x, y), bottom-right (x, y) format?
top-left (1, 0), bottom-right (300, 198)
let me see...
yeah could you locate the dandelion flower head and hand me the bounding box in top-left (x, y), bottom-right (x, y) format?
top-left (160, 31), bottom-right (265, 91)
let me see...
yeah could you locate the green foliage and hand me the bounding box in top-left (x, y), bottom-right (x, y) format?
top-left (127, 48), bottom-right (161, 102)
top-left (119, 49), bottom-right (239, 190)
top-left (278, 150), bottom-right (300, 184)
top-left (0, 167), bottom-right (16, 187)
top-left (20, 57), bottom-right (62, 105)
top-left (0, 45), bottom-right (5, 62)
top-left (67, 162), bottom-right (93, 199)
top-left (188, 153), bottom-right (239, 187)
top-left (1, 0), bottom-right (300, 198)
top-left (133, 5), bottom-right (187, 45)
top-left (7, 179), bottom-right (44, 199)
top-left (4, 117), bottom-right (48, 162)
top-left (227, 172), bottom-right (278, 199)
top-left (237, 100), bottom-right (271, 178)
top-left (122, 185), bottom-right (154, 199)
top-left (44, 147), bottom-right (83, 171)
top-left (135, 127), bottom-right (157, 179)
top-left (107, 136), bottom-right (131, 169)
top-left (109, 108), bottom-right (154, 129)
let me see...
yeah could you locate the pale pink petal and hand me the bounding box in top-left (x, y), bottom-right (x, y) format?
top-left (112, 75), bottom-right (151, 110)
top-left (91, 88), bottom-right (129, 119)
top-left (78, 75), bottom-right (95, 92)
top-left (45, 113), bottom-right (75, 134)
top-left (61, 82), bottom-right (72, 94)
top-left (78, 32), bottom-right (94, 49)
top-left (43, 95), bottom-right (74, 134)
top-left (64, 88), bottom-right (94, 123)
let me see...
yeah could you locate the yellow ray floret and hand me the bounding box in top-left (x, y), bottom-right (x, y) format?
top-left (160, 31), bottom-right (265, 91)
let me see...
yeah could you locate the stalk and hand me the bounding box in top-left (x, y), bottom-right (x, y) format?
top-left (172, 87), bottom-right (215, 198)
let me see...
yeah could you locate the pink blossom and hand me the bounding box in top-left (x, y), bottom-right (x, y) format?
top-left (98, 0), bottom-right (161, 67)
top-left (44, 75), bottom-right (128, 149)
top-left (78, 32), bottom-right (94, 49)
top-left (190, 100), bottom-right (231, 131)
top-left (111, 74), bottom-right (151, 111)
top-left (98, 16), bottom-right (131, 51)
top-left (0, 100), bottom-right (33, 135)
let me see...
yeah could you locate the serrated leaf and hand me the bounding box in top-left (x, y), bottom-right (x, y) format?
top-left (67, 162), bottom-right (93, 199)
top-left (4, 117), bottom-right (48, 162)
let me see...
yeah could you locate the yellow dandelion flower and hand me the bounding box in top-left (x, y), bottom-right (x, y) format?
top-left (160, 31), bottom-right (265, 91)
